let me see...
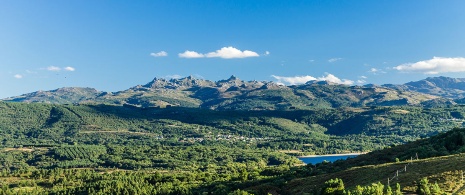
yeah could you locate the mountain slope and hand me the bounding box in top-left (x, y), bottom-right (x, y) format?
top-left (280, 154), bottom-right (465, 194)
top-left (384, 76), bottom-right (465, 99)
top-left (2, 76), bottom-right (449, 110)
top-left (3, 87), bottom-right (103, 104)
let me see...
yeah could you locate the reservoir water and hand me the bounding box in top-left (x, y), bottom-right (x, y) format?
top-left (298, 154), bottom-right (359, 165)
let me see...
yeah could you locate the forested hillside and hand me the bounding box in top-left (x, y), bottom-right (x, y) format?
top-left (1, 102), bottom-right (465, 155)
top-left (1, 102), bottom-right (465, 194)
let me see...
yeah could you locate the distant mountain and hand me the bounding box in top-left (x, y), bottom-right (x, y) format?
top-left (2, 76), bottom-right (455, 110)
top-left (383, 76), bottom-right (465, 99)
top-left (2, 87), bottom-right (103, 104)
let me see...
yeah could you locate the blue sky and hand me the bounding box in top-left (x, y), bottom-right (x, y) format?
top-left (1, 0), bottom-right (465, 98)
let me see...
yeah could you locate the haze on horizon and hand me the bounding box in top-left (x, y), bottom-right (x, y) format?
top-left (1, 0), bottom-right (465, 98)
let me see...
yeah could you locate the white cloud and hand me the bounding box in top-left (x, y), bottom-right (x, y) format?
top-left (205, 46), bottom-right (259, 59)
top-left (64, 66), bottom-right (75, 71)
top-left (357, 80), bottom-right (366, 84)
top-left (328, 58), bottom-right (342, 63)
top-left (359, 76), bottom-right (367, 79)
top-left (178, 47), bottom-right (260, 59)
top-left (150, 51), bottom-right (168, 57)
top-left (14, 74), bottom-right (23, 79)
top-left (394, 57), bottom-right (465, 74)
top-left (309, 60), bottom-right (315, 63)
top-left (47, 66), bottom-right (61, 71)
top-left (178, 50), bottom-right (205, 58)
top-left (271, 75), bottom-right (317, 85)
top-left (264, 51), bottom-right (270, 56)
top-left (318, 73), bottom-right (354, 85)
top-left (271, 73), bottom-right (354, 85)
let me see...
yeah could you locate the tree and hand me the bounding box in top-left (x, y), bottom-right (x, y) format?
top-left (394, 183), bottom-right (402, 195)
top-left (417, 177), bottom-right (431, 195)
top-left (322, 178), bottom-right (345, 195)
top-left (228, 189), bottom-right (254, 195)
top-left (374, 182), bottom-right (384, 195)
top-left (352, 185), bottom-right (363, 195)
top-left (385, 185), bottom-right (392, 195)
top-left (430, 182), bottom-right (443, 195)
top-left (417, 178), bottom-right (443, 195)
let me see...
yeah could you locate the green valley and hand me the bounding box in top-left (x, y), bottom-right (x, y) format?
top-left (1, 100), bottom-right (465, 194)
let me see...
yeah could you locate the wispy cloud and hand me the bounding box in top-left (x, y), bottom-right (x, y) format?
top-left (357, 80), bottom-right (366, 84)
top-left (193, 74), bottom-right (204, 79)
top-left (264, 51), bottom-right (270, 56)
top-left (150, 51), bottom-right (168, 57)
top-left (368, 68), bottom-right (386, 74)
top-left (165, 74), bottom-right (183, 79)
top-left (179, 50), bottom-right (205, 58)
top-left (359, 76), bottom-right (367, 79)
top-left (64, 67), bottom-right (75, 71)
top-left (14, 74), bottom-right (23, 79)
top-left (178, 47), bottom-right (259, 59)
top-left (328, 58), bottom-right (342, 63)
top-left (47, 66), bottom-right (61, 71)
top-left (44, 66), bottom-right (75, 72)
top-left (271, 73), bottom-right (354, 85)
top-left (26, 70), bottom-right (37, 74)
top-left (394, 57), bottom-right (465, 74)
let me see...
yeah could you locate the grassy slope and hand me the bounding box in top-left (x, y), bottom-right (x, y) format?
top-left (282, 154), bottom-right (465, 194)
top-left (246, 127), bottom-right (465, 194)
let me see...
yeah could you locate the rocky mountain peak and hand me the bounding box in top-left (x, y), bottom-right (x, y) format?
top-left (217, 75), bottom-right (244, 89)
top-left (143, 77), bottom-right (170, 89)
top-left (4, 75), bottom-right (464, 109)
top-left (227, 75), bottom-right (238, 81)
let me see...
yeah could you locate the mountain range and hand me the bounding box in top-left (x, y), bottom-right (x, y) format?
top-left (383, 76), bottom-right (465, 99)
top-left (4, 76), bottom-right (465, 110)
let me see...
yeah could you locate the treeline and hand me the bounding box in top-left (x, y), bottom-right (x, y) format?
top-left (0, 163), bottom-right (291, 194)
top-left (0, 144), bottom-right (298, 171)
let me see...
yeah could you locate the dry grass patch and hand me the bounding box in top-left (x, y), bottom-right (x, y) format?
top-left (4, 148), bottom-right (34, 152)
top-left (390, 109), bottom-right (410, 114)
top-left (279, 150), bottom-right (302, 154)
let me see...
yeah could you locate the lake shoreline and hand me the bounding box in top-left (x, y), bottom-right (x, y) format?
top-left (298, 152), bottom-right (366, 158)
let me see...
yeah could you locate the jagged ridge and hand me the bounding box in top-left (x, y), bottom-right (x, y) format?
top-left (4, 76), bottom-right (464, 110)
